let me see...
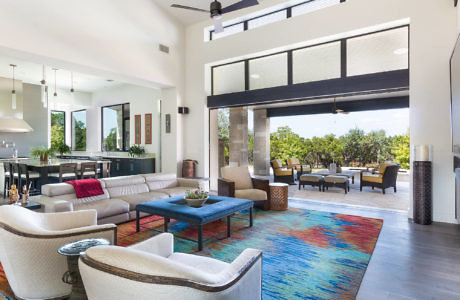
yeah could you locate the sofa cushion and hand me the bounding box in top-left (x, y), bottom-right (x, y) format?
top-left (221, 166), bottom-right (253, 190)
top-left (119, 192), bottom-right (169, 210)
top-left (142, 173), bottom-right (178, 191)
top-left (154, 187), bottom-right (190, 197)
top-left (74, 198), bottom-right (129, 219)
top-left (51, 189), bottom-right (110, 206)
top-left (235, 189), bottom-right (267, 201)
top-left (42, 181), bottom-right (105, 197)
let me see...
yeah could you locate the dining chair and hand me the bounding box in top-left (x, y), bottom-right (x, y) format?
top-left (18, 164), bottom-right (41, 195)
top-left (3, 162), bottom-right (12, 198)
top-left (49, 163), bottom-right (78, 183)
top-left (80, 162), bottom-right (98, 179)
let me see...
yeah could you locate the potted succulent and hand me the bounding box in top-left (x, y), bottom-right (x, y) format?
top-left (30, 147), bottom-right (55, 162)
top-left (184, 189), bottom-right (209, 207)
top-left (128, 145), bottom-right (146, 158)
top-left (52, 141), bottom-right (71, 156)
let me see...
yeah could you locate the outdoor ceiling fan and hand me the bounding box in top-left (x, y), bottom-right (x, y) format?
top-left (171, 0), bottom-right (259, 33)
top-left (332, 98), bottom-right (349, 115)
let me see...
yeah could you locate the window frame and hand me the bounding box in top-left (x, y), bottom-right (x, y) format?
top-left (71, 109), bottom-right (87, 151)
top-left (101, 103), bottom-right (130, 152)
top-left (50, 110), bottom-right (66, 147)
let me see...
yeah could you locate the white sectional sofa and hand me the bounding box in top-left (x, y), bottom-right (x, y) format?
top-left (35, 173), bottom-right (209, 224)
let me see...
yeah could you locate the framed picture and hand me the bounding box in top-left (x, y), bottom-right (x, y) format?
top-left (135, 114), bottom-right (141, 144)
top-left (145, 113), bottom-right (152, 144)
top-left (165, 114), bottom-right (171, 134)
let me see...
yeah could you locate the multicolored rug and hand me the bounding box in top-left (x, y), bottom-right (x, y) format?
top-left (0, 208), bottom-right (382, 300)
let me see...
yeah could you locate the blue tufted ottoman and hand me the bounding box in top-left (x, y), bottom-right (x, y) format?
top-left (135, 196), bottom-right (254, 250)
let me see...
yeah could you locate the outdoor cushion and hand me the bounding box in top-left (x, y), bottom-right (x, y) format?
top-left (362, 174), bottom-right (383, 183)
top-left (300, 175), bottom-right (323, 183)
top-left (287, 158), bottom-right (300, 165)
top-left (324, 175), bottom-right (348, 183)
top-left (221, 166), bottom-right (253, 190)
top-left (271, 159), bottom-right (283, 169)
top-left (295, 165), bottom-right (311, 172)
top-left (119, 192), bottom-right (170, 210)
top-left (235, 189), bottom-right (268, 201)
top-left (378, 162), bottom-right (396, 174)
top-left (274, 169), bottom-right (292, 176)
top-left (74, 198), bottom-right (129, 219)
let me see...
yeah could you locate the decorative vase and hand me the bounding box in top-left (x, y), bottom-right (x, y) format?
top-left (40, 154), bottom-right (48, 162)
top-left (184, 196), bottom-right (208, 207)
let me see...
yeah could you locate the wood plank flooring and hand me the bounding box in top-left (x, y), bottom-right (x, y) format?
top-left (289, 199), bottom-right (460, 300)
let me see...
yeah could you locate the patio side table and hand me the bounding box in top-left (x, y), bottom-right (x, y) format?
top-left (269, 183), bottom-right (288, 211)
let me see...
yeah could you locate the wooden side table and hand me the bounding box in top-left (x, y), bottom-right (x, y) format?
top-left (269, 183), bottom-right (288, 211)
top-left (58, 238), bottom-right (110, 300)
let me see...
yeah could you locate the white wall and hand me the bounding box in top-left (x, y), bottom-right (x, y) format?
top-left (184, 0), bottom-right (458, 223)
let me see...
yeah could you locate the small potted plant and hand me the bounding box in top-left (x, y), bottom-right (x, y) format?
top-left (30, 147), bottom-right (55, 162)
top-left (52, 141), bottom-right (71, 156)
top-left (128, 145), bottom-right (146, 158)
top-left (184, 189), bottom-right (209, 207)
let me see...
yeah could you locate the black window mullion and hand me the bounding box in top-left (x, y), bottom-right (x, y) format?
top-left (244, 21), bottom-right (248, 31)
top-left (341, 39), bottom-right (347, 78)
top-left (287, 7), bottom-right (292, 18)
top-left (287, 50), bottom-right (293, 85)
top-left (245, 60), bottom-right (250, 90)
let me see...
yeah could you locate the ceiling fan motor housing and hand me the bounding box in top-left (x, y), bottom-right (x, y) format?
top-left (210, 0), bottom-right (222, 17)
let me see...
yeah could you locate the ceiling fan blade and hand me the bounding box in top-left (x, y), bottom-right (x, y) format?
top-left (222, 0), bottom-right (259, 14)
top-left (213, 15), bottom-right (224, 33)
top-left (171, 4), bottom-right (209, 13)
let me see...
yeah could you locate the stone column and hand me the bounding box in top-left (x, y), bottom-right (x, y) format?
top-left (229, 107), bottom-right (248, 167)
top-left (253, 109), bottom-right (270, 176)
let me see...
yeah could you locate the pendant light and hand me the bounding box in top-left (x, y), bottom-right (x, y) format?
top-left (53, 68), bottom-right (58, 98)
top-left (40, 65), bottom-right (46, 106)
top-left (10, 64), bottom-right (17, 110)
top-left (70, 72), bottom-right (75, 94)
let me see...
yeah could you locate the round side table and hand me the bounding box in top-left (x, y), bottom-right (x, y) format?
top-left (269, 183), bottom-right (289, 211)
top-left (58, 238), bottom-right (110, 300)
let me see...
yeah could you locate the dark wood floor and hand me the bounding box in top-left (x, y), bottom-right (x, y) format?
top-left (289, 199), bottom-right (460, 300)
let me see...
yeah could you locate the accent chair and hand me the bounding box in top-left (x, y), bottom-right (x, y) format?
top-left (79, 233), bottom-right (263, 300)
top-left (360, 162), bottom-right (400, 194)
top-left (270, 159), bottom-right (295, 184)
top-left (286, 158), bottom-right (311, 180)
top-left (0, 205), bottom-right (116, 300)
top-left (218, 166), bottom-right (270, 210)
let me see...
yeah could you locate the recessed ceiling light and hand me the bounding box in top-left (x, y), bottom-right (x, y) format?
top-left (393, 48), bottom-right (408, 55)
top-left (250, 74), bottom-right (260, 79)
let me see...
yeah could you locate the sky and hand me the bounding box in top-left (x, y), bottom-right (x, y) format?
top-left (249, 108), bottom-right (409, 138)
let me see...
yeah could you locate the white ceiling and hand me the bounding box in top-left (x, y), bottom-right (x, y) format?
top-left (153, 0), bottom-right (266, 25)
top-left (0, 56), bottom-right (121, 93)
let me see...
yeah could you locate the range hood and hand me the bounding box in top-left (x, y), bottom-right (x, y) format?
top-left (0, 117), bottom-right (33, 133)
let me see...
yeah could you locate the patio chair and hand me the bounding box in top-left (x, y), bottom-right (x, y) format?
top-left (270, 159), bottom-right (295, 184)
top-left (286, 158), bottom-right (311, 180)
top-left (360, 162), bottom-right (400, 194)
top-left (218, 166), bottom-right (270, 210)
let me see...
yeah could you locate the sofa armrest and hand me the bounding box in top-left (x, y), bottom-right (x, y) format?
top-left (252, 178), bottom-right (270, 195)
top-left (42, 209), bottom-right (98, 230)
top-left (218, 178), bottom-right (235, 197)
top-left (128, 233), bottom-right (174, 258)
top-left (177, 178), bottom-right (210, 191)
top-left (31, 195), bottom-right (73, 213)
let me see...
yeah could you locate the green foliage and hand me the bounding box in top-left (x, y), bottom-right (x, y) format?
top-left (73, 120), bottom-right (86, 151)
top-left (391, 134), bottom-right (410, 169)
top-left (128, 145), bottom-right (145, 157)
top-left (185, 189), bottom-right (209, 200)
top-left (270, 126), bottom-right (306, 163)
top-left (104, 128), bottom-right (118, 151)
top-left (30, 147), bottom-right (55, 161)
top-left (51, 142), bottom-right (71, 155)
top-left (50, 112), bottom-right (65, 149)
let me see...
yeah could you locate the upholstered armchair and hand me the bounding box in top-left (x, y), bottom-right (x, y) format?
top-left (286, 158), bottom-right (312, 180)
top-left (270, 159), bottom-right (295, 184)
top-left (0, 205), bottom-right (116, 300)
top-left (360, 163), bottom-right (400, 194)
top-left (79, 233), bottom-right (263, 300)
top-left (218, 166), bottom-right (270, 210)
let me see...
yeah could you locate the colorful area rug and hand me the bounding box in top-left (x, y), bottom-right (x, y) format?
top-left (0, 208), bottom-right (382, 300)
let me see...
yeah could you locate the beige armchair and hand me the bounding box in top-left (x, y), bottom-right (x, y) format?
top-left (0, 205), bottom-right (116, 300)
top-left (79, 233), bottom-right (262, 300)
top-left (286, 158), bottom-right (312, 180)
top-left (218, 166), bottom-right (270, 210)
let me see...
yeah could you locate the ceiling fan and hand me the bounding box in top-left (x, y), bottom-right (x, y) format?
top-left (171, 0), bottom-right (259, 33)
top-left (332, 98), bottom-right (349, 115)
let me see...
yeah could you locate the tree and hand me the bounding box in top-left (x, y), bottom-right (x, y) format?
top-left (270, 126), bottom-right (306, 163)
top-left (73, 120), bottom-right (86, 150)
top-left (50, 112), bottom-right (65, 149)
top-left (218, 109), bottom-right (230, 164)
top-left (104, 128), bottom-right (118, 151)
top-left (391, 134), bottom-right (410, 169)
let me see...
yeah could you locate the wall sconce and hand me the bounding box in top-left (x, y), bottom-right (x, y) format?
top-left (178, 107), bottom-right (189, 114)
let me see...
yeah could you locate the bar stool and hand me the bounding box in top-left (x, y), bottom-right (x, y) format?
top-left (98, 160), bottom-right (112, 178)
top-left (18, 164), bottom-right (41, 195)
top-left (49, 163), bottom-right (78, 183)
top-left (3, 162), bottom-right (12, 198)
top-left (80, 162), bottom-right (98, 179)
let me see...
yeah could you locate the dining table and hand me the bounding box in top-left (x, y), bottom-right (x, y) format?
top-left (312, 169), bottom-right (359, 184)
top-left (3, 158), bottom-right (111, 186)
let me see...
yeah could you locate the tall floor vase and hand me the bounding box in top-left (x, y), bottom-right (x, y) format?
top-left (413, 161), bottom-right (432, 225)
